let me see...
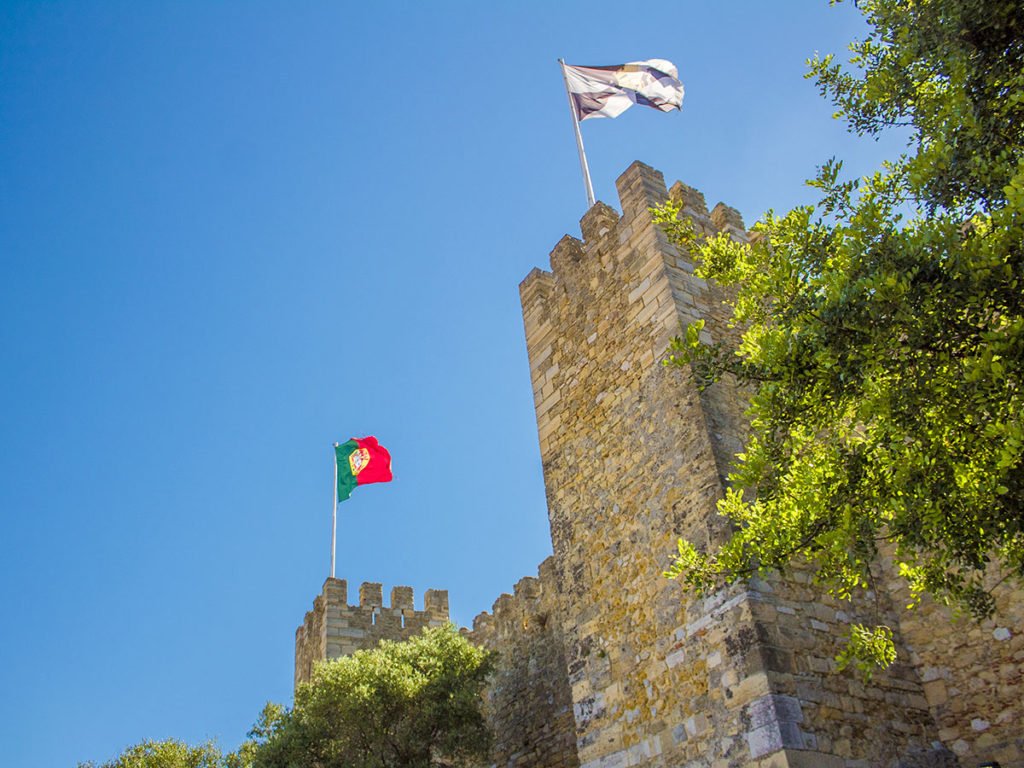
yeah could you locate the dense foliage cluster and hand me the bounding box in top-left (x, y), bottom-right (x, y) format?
top-left (81, 626), bottom-right (493, 768)
top-left (250, 624), bottom-right (493, 768)
top-left (661, 0), bottom-right (1023, 669)
top-left (78, 739), bottom-right (229, 768)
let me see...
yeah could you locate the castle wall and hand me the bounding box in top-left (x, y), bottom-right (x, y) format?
top-left (889, 559), bottom-right (1024, 765)
top-left (294, 577), bottom-right (449, 686)
top-left (739, 568), bottom-right (951, 768)
top-left (291, 159), bottom-right (1023, 768)
top-left (467, 557), bottom-right (579, 768)
top-left (518, 162), bottom-right (959, 768)
top-left (520, 161), bottom-right (770, 767)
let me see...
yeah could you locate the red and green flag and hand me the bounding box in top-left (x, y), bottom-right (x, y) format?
top-left (335, 436), bottom-right (393, 502)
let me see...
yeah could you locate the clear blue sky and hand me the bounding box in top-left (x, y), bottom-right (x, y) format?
top-left (0, 3), bottom-right (907, 765)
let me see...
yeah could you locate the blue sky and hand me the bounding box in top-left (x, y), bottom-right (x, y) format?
top-left (0, 3), bottom-right (908, 765)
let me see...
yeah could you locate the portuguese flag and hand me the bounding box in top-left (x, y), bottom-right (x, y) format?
top-left (335, 436), bottom-right (393, 502)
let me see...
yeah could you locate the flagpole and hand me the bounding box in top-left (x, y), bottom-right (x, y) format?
top-left (330, 442), bottom-right (338, 579)
top-left (559, 58), bottom-right (596, 209)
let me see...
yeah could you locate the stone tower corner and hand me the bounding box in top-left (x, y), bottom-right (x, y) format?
top-left (294, 577), bottom-right (450, 687)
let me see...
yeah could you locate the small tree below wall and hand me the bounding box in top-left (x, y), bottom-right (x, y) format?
top-left (250, 624), bottom-right (495, 768)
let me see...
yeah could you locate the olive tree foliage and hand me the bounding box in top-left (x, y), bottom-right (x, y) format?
top-left (659, 0), bottom-right (1023, 673)
top-left (78, 739), bottom-right (227, 768)
top-left (249, 625), bottom-right (494, 768)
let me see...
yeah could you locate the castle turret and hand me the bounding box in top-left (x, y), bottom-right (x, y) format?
top-left (520, 162), bottom-right (948, 768)
top-left (294, 578), bottom-right (449, 687)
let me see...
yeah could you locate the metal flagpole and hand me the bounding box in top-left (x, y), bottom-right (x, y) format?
top-left (559, 58), bottom-right (596, 209)
top-left (330, 442), bottom-right (338, 578)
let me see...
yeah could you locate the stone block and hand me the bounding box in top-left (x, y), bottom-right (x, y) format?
top-left (781, 751), bottom-right (845, 768)
top-left (389, 585), bottom-right (413, 610)
top-left (615, 161), bottom-right (669, 222)
top-left (747, 694), bottom-right (804, 729)
top-left (424, 588), bottom-right (448, 617)
top-left (729, 672), bottom-right (770, 708)
top-left (358, 582), bottom-right (382, 607)
top-left (922, 679), bottom-right (948, 707)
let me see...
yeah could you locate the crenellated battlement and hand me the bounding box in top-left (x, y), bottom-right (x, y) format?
top-left (520, 160), bottom-right (751, 489)
top-left (465, 557), bottom-right (579, 768)
top-left (294, 577), bottom-right (449, 686)
top-left (519, 162), bottom-right (747, 309)
top-left (515, 161), bottom-right (764, 768)
top-left (467, 556), bottom-right (561, 646)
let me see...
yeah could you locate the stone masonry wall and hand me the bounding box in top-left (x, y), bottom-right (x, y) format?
top-left (294, 577), bottom-right (449, 686)
top-left (467, 557), bottom-right (580, 768)
top-left (520, 161), bottom-right (776, 767)
top-left (518, 162), bottom-right (970, 768)
top-left (736, 566), bottom-right (953, 768)
top-left (889, 557), bottom-right (1024, 765)
top-left (661, 181), bottom-right (749, 486)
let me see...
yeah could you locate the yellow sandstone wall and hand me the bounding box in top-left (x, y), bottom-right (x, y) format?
top-left (294, 577), bottom-right (449, 686)
top-left (467, 557), bottom-right (580, 768)
top-left (518, 162), bottom-right (981, 768)
top-left (888, 558), bottom-right (1024, 764)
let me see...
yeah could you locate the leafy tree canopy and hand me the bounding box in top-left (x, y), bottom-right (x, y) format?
top-left (78, 739), bottom-right (226, 768)
top-left (249, 624), bottom-right (494, 768)
top-left (660, 0), bottom-right (1024, 671)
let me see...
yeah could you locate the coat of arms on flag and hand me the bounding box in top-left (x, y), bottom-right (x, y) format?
top-left (348, 447), bottom-right (370, 475)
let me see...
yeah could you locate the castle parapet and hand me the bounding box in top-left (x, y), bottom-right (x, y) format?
top-left (580, 201), bottom-right (618, 245)
top-left (294, 577), bottom-right (450, 687)
top-left (466, 556), bottom-right (579, 768)
top-left (710, 201), bottom-right (745, 237)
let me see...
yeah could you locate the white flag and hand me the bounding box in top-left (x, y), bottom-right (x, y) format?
top-left (563, 59), bottom-right (684, 121)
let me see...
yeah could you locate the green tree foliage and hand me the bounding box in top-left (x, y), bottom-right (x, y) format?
top-left (660, 0), bottom-right (1024, 670)
top-left (249, 625), bottom-right (494, 768)
top-left (78, 739), bottom-right (225, 768)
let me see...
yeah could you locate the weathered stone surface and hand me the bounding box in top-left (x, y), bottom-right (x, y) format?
top-left (294, 578), bottom-right (448, 686)
top-left (467, 557), bottom-right (579, 768)
top-left (883, 555), bottom-right (1024, 765)
top-left (514, 162), bottom-right (963, 767)
top-left (295, 161), bottom-right (1024, 768)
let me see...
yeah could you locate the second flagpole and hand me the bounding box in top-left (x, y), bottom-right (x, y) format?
top-left (559, 59), bottom-right (596, 209)
top-left (330, 442), bottom-right (338, 578)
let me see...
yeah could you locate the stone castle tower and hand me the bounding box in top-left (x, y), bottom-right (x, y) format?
top-left (297, 162), bottom-right (1023, 768)
top-left (294, 578), bottom-right (450, 685)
